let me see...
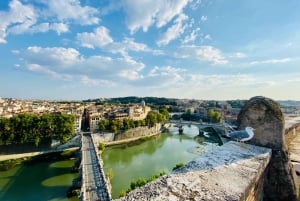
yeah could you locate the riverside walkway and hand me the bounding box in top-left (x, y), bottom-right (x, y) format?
top-left (80, 133), bottom-right (111, 201)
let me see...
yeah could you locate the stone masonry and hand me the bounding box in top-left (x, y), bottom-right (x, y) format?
top-left (237, 96), bottom-right (299, 201)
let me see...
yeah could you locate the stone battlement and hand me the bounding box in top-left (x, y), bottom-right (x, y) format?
top-left (116, 142), bottom-right (271, 201)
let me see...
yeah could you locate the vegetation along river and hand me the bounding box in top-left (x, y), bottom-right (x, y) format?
top-left (103, 124), bottom-right (220, 199)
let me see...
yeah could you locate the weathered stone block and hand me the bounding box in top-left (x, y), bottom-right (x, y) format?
top-left (237, 96), bottom-right (299, 201)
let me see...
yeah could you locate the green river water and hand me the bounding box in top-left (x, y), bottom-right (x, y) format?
top-left (0, 124), bottom-right (219, 200)
top-left (0, 160), bottom-right (78, 201)
top-left (103, 124), bottom-right (219, 199)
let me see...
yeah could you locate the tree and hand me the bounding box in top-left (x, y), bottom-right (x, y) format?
top-left (146, 111), bottom-right (157, 127)
top-left (159, 106), bottom-right (170, 120)
top-left (123, 118), bottom-right (131, 130)
top-left (0, 113), bottom-right (75, 146)
top-left (98, 119), bottom-right (109, 132)
top-left (208, 109), bottom-right (222, 123)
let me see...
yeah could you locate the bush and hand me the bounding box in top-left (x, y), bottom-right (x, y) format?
top-left (172, 162), bottom-right (184, 171)
top-left (119, 190), bottom-right (126, 197)
top-left (98, 142), bottom-right (105, 151)
top-left (106, 168), bottom-right (114, 179)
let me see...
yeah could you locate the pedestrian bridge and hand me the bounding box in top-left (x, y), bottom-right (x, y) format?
top-left (79, 133), bottom-right (111, 201)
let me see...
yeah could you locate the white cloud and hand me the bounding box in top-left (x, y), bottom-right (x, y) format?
top-left (182, 27), bottom-right (200, 44)
top-left (190, 0), bottom-right (202, 10)
top-left (121, 38), bottom-right (149, 52)
top-left (16, 46), bottom-right (145, 83)
top-left (77, 28), bottom-right (155, 56)
top-left (157, 14), bottom-right (189, 46)
top-left (149, 65), bottom-right (186, 77)
top-left (45, 0), bottom-right (99, 25)
top-left (0, 0), bottom-right (71, 43)
top-left (0, 0), bottom-right (37, 43)
top-left (131, 65), bottom-right (186, 88)
top-left (25, 46), bottom-right (81, 67)
top-left (121, 0), bottom-right (189, 33)
top-left (50, 23), bottom-right (69, 35)
top-left (77, 26), bottom-right (113, 48)
top-left (232, 52), bottom-right (246, 58)
top-left (22, 22), bottom-right (69, 34)
top-left (176, 45), bottom-right (228, 65)
top-left (27, 64), bottom-right (72, 81)
top-left (80, 75), bottom-right (115, 87)
top-left (108, 37), bottom-right (149, 56)
top-left (200, 15), bottom-right (207, 22)
top-left (118, 70), bottom-right (143, 80)
top-left (204, 34), bottom-right (212, 40)
top-left (250, 58), bottom-right (291, 65)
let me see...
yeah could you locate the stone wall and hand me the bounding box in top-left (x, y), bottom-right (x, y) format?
top-left (113, 96), bottom-right (300, 201)
top-left (114, 123), bottom-right (161, 141)
top-left (116, 142), bottom-right (271, 201)
top-left (285, 123), bottom-right (300, 146)
top-left (237, 96), bottom-right (299, 201)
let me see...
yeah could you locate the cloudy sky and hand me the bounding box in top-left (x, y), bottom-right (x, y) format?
top-left (1, 0), bottom-right (300, 100)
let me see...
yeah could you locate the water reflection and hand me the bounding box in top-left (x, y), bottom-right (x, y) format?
top-left (103, 124), bottom-right (220, 198)
top-left (0, 160), bottom-right (78, 201)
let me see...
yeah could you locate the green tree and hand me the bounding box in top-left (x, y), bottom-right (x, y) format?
top-left (98, 119), bottom-right (109, 132)
top-left (123, 118), bottom-right (131, 130)
top-left (146, 111), bottom-right (157, 127)
top-left (208, 109), bottom-right (222, 123)
top-left (159, 106), bottom-right (170, 120)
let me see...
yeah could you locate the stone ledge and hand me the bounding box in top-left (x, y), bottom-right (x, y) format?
top-left (116, 142), bottom-right (271, 201)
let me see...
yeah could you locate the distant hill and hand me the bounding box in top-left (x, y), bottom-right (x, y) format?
top-left (277, 100), bottom-right (300, 107)
top-left (83, 96), bottom-right (178, 106)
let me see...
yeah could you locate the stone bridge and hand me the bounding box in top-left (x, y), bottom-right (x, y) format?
top-left (166, 120), bottom-right (235, 140)
top-left (79, 133), bottom-right (111, 201)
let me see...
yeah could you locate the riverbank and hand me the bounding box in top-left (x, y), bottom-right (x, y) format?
top-left (0, 147), bottom-right (79, 162)
top-left (0, 147), bottom-right (79, 171)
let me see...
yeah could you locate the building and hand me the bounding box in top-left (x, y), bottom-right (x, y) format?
top-left (89, 112), bottom-right (104, 132)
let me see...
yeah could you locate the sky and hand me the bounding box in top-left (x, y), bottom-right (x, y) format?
top-left (1, 0), bottom-right (300, 101)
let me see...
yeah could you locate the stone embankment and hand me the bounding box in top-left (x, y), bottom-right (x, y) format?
top-left (93, 123), bottom-right (162, 147)
top-left (114, 123), bottom-right (161, 141)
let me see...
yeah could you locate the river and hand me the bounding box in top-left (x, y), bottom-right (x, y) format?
top-left (0, 159), bottom-right (78, 201)
top-left (102, 124), bottom-right (219, 199)
top-left (0, 124), bottom-right (219, 200)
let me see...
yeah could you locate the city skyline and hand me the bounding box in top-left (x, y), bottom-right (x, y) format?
top-left (1, 0), bottom-right (300, 100)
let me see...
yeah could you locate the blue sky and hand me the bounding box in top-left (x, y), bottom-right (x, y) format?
top-left (1, 0), bottom-right (300, 100)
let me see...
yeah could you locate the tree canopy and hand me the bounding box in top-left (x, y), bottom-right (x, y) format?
top-left (0, 113), bottom-right (75, 146)
top-left (98, 109), bottom-right (169, 133)
top-left (208, 109), bottom-right (222, 123)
